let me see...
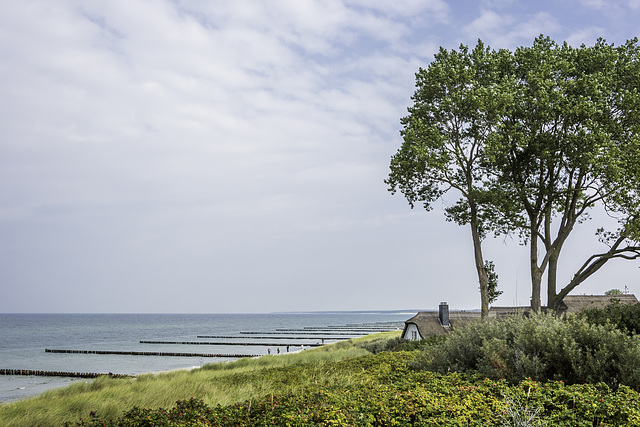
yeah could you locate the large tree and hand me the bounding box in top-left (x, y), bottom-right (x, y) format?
top-left (386, 42), bottom-right (508, 318)
top-left (389, 36), bottom-right (640, 314)
top-left (487, 36), bottom-right (640, 311)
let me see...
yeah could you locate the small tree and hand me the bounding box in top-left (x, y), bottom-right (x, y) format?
top-left (485, 260), bottom-right (503, 304)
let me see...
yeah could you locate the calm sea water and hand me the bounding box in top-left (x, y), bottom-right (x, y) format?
top-left (0, 312), bottom-right (409, 402)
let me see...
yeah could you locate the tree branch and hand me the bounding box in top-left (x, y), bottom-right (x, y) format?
top-left (554, 238), bottom-right (640, 306)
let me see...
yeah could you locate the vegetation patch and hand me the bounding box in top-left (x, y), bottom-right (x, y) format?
top-left (67, 352), bottom-right (640, 426)
top-left (415, 313), bottom-right (640, 389)
top-left (578, 301), bottom-right (640, 336)
top-left (5, 322), bottom-right (640, 425)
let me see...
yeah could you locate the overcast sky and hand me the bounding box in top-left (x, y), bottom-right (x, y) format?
top-left (1, 0), bottom-right (639, 314)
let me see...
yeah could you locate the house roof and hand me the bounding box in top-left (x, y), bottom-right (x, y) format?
top-left (404, 294), bottom-right (638, 340)
top-left (402, 311), bottom-right (481, 339)
top-left (560, 294), bottom-right (638, 314)
top-left (488, 306), bottom-right (533, 317)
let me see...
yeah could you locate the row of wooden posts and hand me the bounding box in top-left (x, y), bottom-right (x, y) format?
top-left (0, 369), bottom-right (131, 378)
top-left (139, 340), bottom-right (323, 347)
top-left (45, 349), bottom-right (260, 358)
top-left (3, 322), bottom-right (403, 378)
top-left (1, 340), bottom-right (327, 379)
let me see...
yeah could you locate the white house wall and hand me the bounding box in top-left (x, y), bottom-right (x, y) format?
top-left (402, 323), bottom-right (422, 341)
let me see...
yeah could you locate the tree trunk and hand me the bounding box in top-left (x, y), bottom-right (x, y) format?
top-left (470, 204), bottom-right (489, 319)
top-left (545, 204), bottom-right (576, 311)
top-left (547, 250), bottom-right (558, 310)
top-left (530, 227), bottom-right (542, 312)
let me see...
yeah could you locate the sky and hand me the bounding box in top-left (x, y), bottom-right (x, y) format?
top-left (1, 0), bottom-right (639, 314)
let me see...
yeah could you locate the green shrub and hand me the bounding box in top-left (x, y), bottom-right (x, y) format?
top-left (14, 332), bottom-right (640, 426)
top-left (67, 353), bottom-right (640, 426)
top-left (415, 313), bottom-right (640, 389)
top-left (579, 301), bottom-right (640, 335)
top-left (357, 335), bottom-right (447, 354)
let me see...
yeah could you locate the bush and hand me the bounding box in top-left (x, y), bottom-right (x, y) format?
top-left (67, 353), bottom-right (640, 426)
top-left (579, 301), bottom-right (640, 335)
top-left (357, 335), bottom-right (447, 354)
top-left (414, 313), bottom-right (640, 389)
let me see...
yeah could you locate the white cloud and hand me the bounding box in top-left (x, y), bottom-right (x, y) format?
top-left (463, 9), bottom-right (559, 48)
top-left (0, 0), bottom-right (422, 243)
top-left (507, 12), bottom-right (559, 42)
top-left (348, 0), bottom-right (450, 19)
top-left (576, 0), bottom-right (640, 34)
top-left (565, 27), bottom-right (608, 47)
top-left (1, 0), bottom-right (638, 313)
top-left (464, 9), bottom-right (511, 39)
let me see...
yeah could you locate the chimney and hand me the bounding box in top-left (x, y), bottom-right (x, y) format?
top-left (439, 302), bottom-right (450, 327)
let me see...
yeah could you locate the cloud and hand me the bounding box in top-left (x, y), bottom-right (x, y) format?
top-left (1, 0), bottom-right (638, 313)
top-left (348, 0), bottom-right (450, 19)
top-left (463, 9), bottom-right (559, 48)
top-left (565, 27), bottom-right (608, 47)
top-left (576, 0), bottom-right (640, 36)
top-left (464, 9), bottom-right (511, 39)
top-left (1, 1), bottom-right (425, 290)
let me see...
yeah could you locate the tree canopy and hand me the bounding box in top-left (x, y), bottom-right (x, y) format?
top-left (388, 35), bottom-right (640, 312)
top-left (487, 36), bottom-right (640, 310)
top-left (386, 41), bottom-right (508, 317)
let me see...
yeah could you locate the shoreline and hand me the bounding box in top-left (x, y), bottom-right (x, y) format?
top-left (0, 345), bottom-right (317, 403)
top-left (1, 314), bottom-right (406, 403)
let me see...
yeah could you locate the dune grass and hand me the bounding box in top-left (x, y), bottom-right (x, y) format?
top-left (0, 332), bottom-right (399, 426)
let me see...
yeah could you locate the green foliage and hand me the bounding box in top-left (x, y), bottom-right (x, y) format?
top-left (485, 260), bottom-right (503, 304)
top-left (416, 314), bottom-right (640, 389)
top-left (486, 36), bottom-right (640, 309)
top-left (3, 333), bottom-right (640, 426)
top-left (0, 342), bottom-right (372, 427)
top-left (10, 330), bottom-right (640, 425)
top-left (579, 301), bottom-right (640, 336)
top-left (67, 397), bottom-right (213, 426)
top-left (357, 334), bottom-right (447, 354)
top-left (605, 289), bottom-right (623, 296)
top-left (386, 38), bottom-right (511, 317)
top-left (388, 34), bottom-right (640, 313)
top-left (66, 352), bottom-right (640, 426)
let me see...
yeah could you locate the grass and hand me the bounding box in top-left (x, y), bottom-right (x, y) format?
top-left (0, 332), bottom-right (399, 427)
top-left (5, 329), bottom-right (640, 425)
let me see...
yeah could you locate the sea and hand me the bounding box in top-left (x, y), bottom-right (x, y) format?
top-left (0, 312), bottom-right (411, 403)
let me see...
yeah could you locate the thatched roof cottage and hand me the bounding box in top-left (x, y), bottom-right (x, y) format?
top-left (402, 295), bottom-right (638, 341)
top-left (558, 294), bottom-right (638, 314)
top-left (401, 302), bottom-right (481, 341)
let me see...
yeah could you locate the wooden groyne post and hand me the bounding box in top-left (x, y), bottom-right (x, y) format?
top-left (139, 340), bottom-right (323, 347)
top-left (44, 349), bottom-right (259, 358)
top-left (0, 369), bottom-right (131, 378)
